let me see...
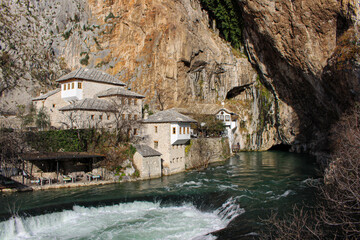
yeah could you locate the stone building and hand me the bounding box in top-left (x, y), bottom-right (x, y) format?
top-left (32, 68), bottom-right (144, 130)
top-left (133, 144), bottom-right (162, 179)
top-left (141, 109), bottom-right (196, 175)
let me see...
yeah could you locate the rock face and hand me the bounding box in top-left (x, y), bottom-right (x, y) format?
top-left (240, 0), bottom-right (360, 152)
top-left (0, 0), bottom-right (257, 111)
top-left (1, 0), bottom-right (282, 150)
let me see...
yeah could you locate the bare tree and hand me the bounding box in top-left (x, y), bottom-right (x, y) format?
top-left (0, 129), bottom-right (29, 177)
top-left (154, 82), bottom-right (172, 111)
top-left (318, 104), bottom-right (360, 238)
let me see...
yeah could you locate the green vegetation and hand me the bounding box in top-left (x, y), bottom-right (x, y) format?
top-left (35, 107), bottom-right (50, 130)
top-left (25, 129), bottom-right (97, 152)
top-left (93, 37), bottom-right (102, 50)
top-left (62, 29), bottom-right (72, 40)
top-left (185, 140), bottom-right (193, 156)
top-left (192, 115), bottom-right (226, 137)
top-left (134, 169), bottom-right (140, 178)
top-left (256, 81), bottom-right (273, 133)
top-left (80, 54), bottom-right (89, 66)
top-left (95, 60), bottom-right (109, 68)
top-left (200, 0), bottom-right (243, 49)
top-left (73, 14), bottom-right (80, 23)
top-left (125, 144), bottom-right (137, 159)
top-left (143, 104), bottom-right (154, 116)
top-left (104, 12), bottom-right (115, 22)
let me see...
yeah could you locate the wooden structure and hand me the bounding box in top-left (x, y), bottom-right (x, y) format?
top-left (20, 152), bottom-right (105, 183)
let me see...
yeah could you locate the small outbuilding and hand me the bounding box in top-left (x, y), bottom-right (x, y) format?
top-left (133, 144), bottom-right (162, 179)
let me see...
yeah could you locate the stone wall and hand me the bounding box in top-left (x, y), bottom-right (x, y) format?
top-left (185, 137), bottom-right (230, 169)
top-left (133, 152), bottom-right (161, 180)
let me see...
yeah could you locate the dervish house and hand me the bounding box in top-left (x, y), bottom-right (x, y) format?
top-left (32, 68), bottom-right (144, 133)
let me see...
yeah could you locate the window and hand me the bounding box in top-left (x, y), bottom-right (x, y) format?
top-left (52, 104), bottom-right (56, 108)
top-left (134, 99), bottom-right (138, 105)
top-left (172, 127), bottom-right (176, 134)
top-left (154, 141), bottom-right (158, 149)
top-left (107, 115), bottom-right (110, 120)
top-left (179, 127), bottom-right (182, 134)
top-left (225, 115), bottom-right (230, 121)
top-left (78, 82), bottom-right (82, 89)
top-left (68, 83), bottom-right (70, 90)
top-left (91, 115), bottom-right (94, 120)
top-left (72, 82), bottom-right (74, 89)
top-left (155, 126), bottom-right (158, 133)
top-left (183, 127), bottom-right (185, 134)
top-left (99, 115), bottom-right (103, 120)
top-left (134, 115), bottom-right (138, 120)
top-left (134, 128), bottom-right (138, 135)
top-left (129, 114), bottom-right (132, 120)
top-left (187, 127), bottom-right (189, 134)
top-left (63, 84), bottom-right (66, 90)
top-left (122, 114), bottom-right (125, 120)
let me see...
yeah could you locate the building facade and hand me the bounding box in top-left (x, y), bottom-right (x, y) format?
top-left (141, 109), bottom-right (196, 175)
top-left (215, 108), bottom-right (238, 150)
top-left (32, 68), bottom-right (144, 130)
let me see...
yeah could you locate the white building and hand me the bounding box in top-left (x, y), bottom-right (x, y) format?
top-left (141, 109), bottom-right (196, 175)
top-left (215, 108), bottom-right (238, 150)
top-left (32, 68), bottom-right (144, 130)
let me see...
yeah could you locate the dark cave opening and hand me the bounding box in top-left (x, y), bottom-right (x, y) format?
top-left (226, 83), bottom-right (252, 99)
top-left (268, 144), bottom-right (291, 152)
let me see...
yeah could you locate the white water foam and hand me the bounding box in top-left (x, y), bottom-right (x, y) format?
top-left (175, 181), bottom-right (203, 188)
top-left (0, 199), bottom-right (244, 240)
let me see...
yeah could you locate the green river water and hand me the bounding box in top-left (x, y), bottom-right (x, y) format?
top-left (0, 151), bottom-right (319, 239)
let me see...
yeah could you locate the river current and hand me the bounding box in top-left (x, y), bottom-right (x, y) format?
top-left (0, 151), bottom-right (318, 239)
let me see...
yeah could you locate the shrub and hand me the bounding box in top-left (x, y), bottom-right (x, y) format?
top-left (80, 54), bottom-right (89, 66)
top-left (62, 29), bottom-right (72, 40)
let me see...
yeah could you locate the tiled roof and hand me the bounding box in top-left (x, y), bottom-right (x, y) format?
top-left (134, 144), bottom-right (162, 157)
top-left (59, 98), bottom-right (116, 112)
top-left (32, 89), bottom-right (60, 101)
top-left (143, 109), bottom-right (197, 123)
top-left (97, 87), bottom-right (145, 98)
top-left (56, 68), bottom-right (126, 86)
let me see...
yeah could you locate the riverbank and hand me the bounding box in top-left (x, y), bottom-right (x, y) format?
top-left (0, 179), bottom-right (141, 193)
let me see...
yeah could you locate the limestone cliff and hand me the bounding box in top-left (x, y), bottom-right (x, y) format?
top-left (240, 0), bottom-right (360, 152)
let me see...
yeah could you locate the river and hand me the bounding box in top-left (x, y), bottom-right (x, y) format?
top-left (0, 151), bottom-right (318, 239)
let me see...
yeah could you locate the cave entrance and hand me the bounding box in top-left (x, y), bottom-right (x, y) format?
top-left (268, 144), bottom-right (291, 152)
top-left (226, 84), bottom-right (252, 99)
